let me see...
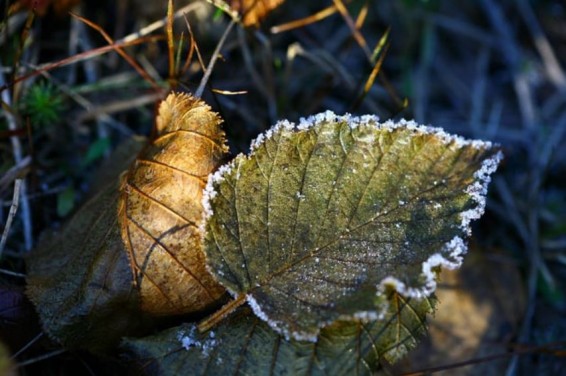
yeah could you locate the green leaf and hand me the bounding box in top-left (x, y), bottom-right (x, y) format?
top-left (26, 137), bottom-right (150, 352)
top-left (203, 113), bottom-right (501, 341)
top-left (27, 181), bottom-right (148, 352)
top-left (81, 137), bottom-right (111, 168)
top-left (56, 185), bottom-right (76, 217)
top-left (124, 292), bottom-right (435, 375)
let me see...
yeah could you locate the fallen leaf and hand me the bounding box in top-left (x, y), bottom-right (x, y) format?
top-left (202, 112), bottom-right (502, 341)
top-left (26, 177), bottom-right (149, 352)
top-left (215, 0), bottom-right (285, 26)
top-left (394, 247), bottom-right (526, 375)
top-left (18, 0), bottom-right (80, 16)
top-left (120, 93), bottom-right (228, 315)
top-left (26, 93), bottom-right (230, 351)
top-left (124, 292), bottom-right (434, 375)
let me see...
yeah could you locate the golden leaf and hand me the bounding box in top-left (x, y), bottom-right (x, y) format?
top-left (226, 0), bottom-right (285, 27)
top-left (120, 92), bottom-right (228, 315)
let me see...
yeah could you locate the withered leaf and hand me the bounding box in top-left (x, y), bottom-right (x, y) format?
top-left (120, 93), bottom-right (228, 315)
top-left (26, 137), bottom-right (149, 351)
top-left (202, 112), bottom-right (502, 341)
top-left (124, 292), bottom-right (435, 375)
top-left (213, 0), bottom-right (285, 27)
top-left (26, 93), bottom-right (230, 351)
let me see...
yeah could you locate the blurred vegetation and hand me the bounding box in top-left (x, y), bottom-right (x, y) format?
top-left (1, 0), bottom-right (565, 374)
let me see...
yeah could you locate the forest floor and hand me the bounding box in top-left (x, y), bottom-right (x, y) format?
top-left (1, 0), bottom-right (565, 375)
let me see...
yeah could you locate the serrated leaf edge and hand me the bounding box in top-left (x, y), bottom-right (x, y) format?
top-left (200, 113), bottom-right (502, 341)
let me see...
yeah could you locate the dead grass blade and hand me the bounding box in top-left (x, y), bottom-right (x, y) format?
top-left (332, 0), bottom-right (371, 61)
top-left (400, 341), bottom-right (566, 376)
top-left (0, 36), bottom-right (163, 94)
top-left (271, 4), bottom-right (337, 34)
top-left (195, 19), bottom-right (237, 98)
top-left (70, 12), bottom-right (162, 92)
top-left (166, 0), bottom-right (175, 83)
top-left (182, 15), bottom-right (206, 78)
top-left (0, 179), bottom-right (22, 257)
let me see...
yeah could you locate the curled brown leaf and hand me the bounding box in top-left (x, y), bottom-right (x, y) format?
top-left (226, 0), bottom-right (285, 27)
top-left (120, 93), bottom-right (228, 315)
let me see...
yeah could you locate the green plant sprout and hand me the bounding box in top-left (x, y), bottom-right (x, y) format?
top-left (20, 80), bottom-right (65, 127)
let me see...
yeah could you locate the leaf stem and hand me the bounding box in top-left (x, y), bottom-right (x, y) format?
top-left (198, 294), bottom-right (246, 333)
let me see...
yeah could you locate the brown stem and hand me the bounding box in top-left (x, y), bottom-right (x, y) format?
top-left (198, 294), bottom-right (246, 333)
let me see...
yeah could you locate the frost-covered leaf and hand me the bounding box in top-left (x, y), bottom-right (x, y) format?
top-left (124, 292), bottom-right (435, 376)
top-left (203, 112), bottom-right (502, 341)
top-left (121, 92), bottom-right (228, 315)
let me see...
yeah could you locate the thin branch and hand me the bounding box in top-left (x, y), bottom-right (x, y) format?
top-left (15, 349), bottom-right (67, 368)
top-left (195, 19), bottom-right (236, 98)
top-left (11, 332), bottom-right (43, 359)
top-left (332, 0), bottom-right (371, 61)
top-left (0, 179), bottom-right (22, 257)
top-left (167, 0), bottom-right (175, 81)
top-left (0, 71), bottom-right (33, 251)
top-left (0, 35), bottom-right (163, 93)
top-left (517, 0), bottom-right (566, 89)
top-left (0, 268), bottom-right (27, 278)
top-left (0, 155), bottom-right (30, 195)
top-left (183, 15), bottom-right (206, 75)
top-left (71, 12), bottom-right (162, 91)
top-left (271, 4), bottom-right (337, 34)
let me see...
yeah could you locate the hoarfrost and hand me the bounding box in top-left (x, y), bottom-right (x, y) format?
top-left (247, 293), bottom-right (318, 342)
top-left (459, 151), bottom-right (502, 234)
top-left (351, 310), bottom-right (381, 322)
top-left (251, 113), bottom-right (496, 161)
top-left (202, 112), bottom-right (501, 343)
top-left (250, 119), bottom-right (294, 151)
top-left (378, 236), bottom-right (468, 299)
top-left (250, 132), bottom-right (265, 151)
top-left (177, 326), bottom-right (218, 357)
top-left (202, 160), bottom-right (237, 221)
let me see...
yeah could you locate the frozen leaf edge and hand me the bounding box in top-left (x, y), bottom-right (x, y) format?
top-left (201, 112), bottom-right (503, 341)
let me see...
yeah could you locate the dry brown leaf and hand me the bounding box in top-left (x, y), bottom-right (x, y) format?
top-left (226, 0), bottom-right (285, 27)
top-left (394, 247), bottom-right (525, 375)
top-left (18, 0), bottom-right (80, 16)
top-left (120, 92), bottom-right (228, 315)
top-left (26, 95), bottom-right (230, 351)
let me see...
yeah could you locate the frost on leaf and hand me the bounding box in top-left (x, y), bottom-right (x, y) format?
top-left (202, 112), bottom-right (501, 341)
top-left (124, 294), bottom-right (434, 375)
top-left (177, 327), bottom-right (218, 356)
